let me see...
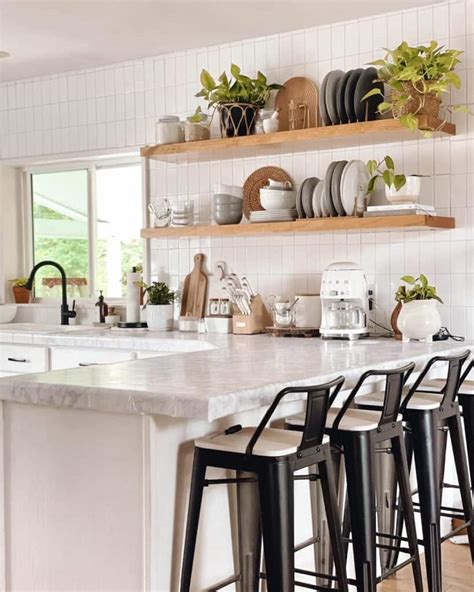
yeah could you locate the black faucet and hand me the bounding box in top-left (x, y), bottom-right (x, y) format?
top-left (25, 260), bottom-right (77, 325)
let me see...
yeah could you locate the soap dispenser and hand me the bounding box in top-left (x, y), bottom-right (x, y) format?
top-left (95, 290), bottom-right (109, 324)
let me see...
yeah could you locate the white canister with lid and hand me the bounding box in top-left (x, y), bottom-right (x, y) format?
top-left (156, 115), bottom-right (184, 145)
top-left (295, 294), bottom-right (321, 328)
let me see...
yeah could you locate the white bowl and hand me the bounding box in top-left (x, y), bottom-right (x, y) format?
top-left (0, 304), bottom-right (18, 323)
top-left (214, 184), bottom-right (243, 199)
top-left (260, 188), bottom-right (296, 210)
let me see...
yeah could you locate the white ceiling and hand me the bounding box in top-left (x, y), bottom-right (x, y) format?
top-left (0, 0), bottom-right (438, 83)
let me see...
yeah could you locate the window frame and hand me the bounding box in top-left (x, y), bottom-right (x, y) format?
top-left (23, 155), bottom-right (148, 303)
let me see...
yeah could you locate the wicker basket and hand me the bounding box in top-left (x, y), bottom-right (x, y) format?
top-left (391, 82), bottom-right (441, 119)
top-left (218, 103), bottom-right (258, 138)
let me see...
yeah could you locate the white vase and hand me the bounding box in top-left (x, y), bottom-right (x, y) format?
top-left (385, 175), bottom-right (421, 204)
top-left (146, 304), bottom-right (174, 331)
top-left (397, 300), bottom-right (442, 342)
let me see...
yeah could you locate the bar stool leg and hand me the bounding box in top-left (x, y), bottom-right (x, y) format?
top-left (410, 411), bottom-right (442, 592)
top-left (236, 470), bottom-right (262, 592)
top-left (391, 429), bottom-right (424, 592)
top-left (180, 448), bottom-right (207, 592)
top-left (342, 432), bottom-right (377, 592)
top-left (258, 460), bottom-right (295, 592)
top-left (448, 413), bottom-right (474, 561)
top-left (459, 394), bottom-right (474, 488)
top-left (319, 447), bottom-right (349, 592)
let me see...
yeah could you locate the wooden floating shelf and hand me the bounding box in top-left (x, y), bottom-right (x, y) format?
top-left (141, 215), bottom-right (455, 239)
top-left (141, 116), bottom-right (455, 162)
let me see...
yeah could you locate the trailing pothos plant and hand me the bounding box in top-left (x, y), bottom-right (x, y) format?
top-left (366, 155), bottom-right (406, 195)
top-left (395, 274), bottom-right (443, 304)
top-left (362, 41), bottom-right (466, 133)
top-left (196, 64), bottom-right (283, 108)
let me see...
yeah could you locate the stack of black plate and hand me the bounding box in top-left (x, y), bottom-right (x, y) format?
top-left (319, 67), bottom-right (384, 126)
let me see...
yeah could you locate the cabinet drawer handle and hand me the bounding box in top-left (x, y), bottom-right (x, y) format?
top-left (7, 357), bottom-right (29, 363)
top-left (78, 362), bottom-right (99, 367)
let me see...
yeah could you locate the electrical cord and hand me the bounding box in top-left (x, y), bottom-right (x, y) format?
top-left (434, 327), bottom-right (465, 342)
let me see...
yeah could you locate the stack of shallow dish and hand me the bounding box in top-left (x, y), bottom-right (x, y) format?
top-left (213, 184), bottom-right (243, 225)
top-left (251, 180), bottom-right (297, 223)
top-left (296, 160), bottom-right (370, 218)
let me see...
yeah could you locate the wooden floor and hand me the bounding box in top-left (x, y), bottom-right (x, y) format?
top-left (379, 543), bottom-right (473, 591)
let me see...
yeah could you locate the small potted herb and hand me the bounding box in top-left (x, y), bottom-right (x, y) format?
top-left (142, 281), bottom-right (175, 331)
top-left (196, 64), bottom-right (283, 137)
top-left (367, 156), bottom-right (421, 204)
top-left (395, 274), bottom-right (442, 342)
top-left (9, 278), bottom-right (31, 304)
top-left (184, 106), bottom-right (211, 142)
top-left (362, 41), bottom-right (465, 133)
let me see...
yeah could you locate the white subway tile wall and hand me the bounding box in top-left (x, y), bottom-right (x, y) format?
top-left (1, 0), bottom-right (474, 335)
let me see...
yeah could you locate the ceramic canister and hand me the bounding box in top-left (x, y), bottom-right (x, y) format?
top-left (295, 294), bottom-right (321, 328)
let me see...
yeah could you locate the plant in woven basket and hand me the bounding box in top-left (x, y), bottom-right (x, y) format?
top-left (196, 64), bottom-right (283, 137)
top-left (362, 41), bottom-right (465, 133)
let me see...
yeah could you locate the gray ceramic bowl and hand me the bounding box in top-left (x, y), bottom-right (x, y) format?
top-left (215, 204), bottom-right (243, 212)
top-left (213, 193), bottom-right (244, 206)
top-left (214, 209), bottom-right (243, 225)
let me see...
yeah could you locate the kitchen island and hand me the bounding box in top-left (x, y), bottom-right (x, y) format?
top-left (0, 328), bottom-right (469, 591)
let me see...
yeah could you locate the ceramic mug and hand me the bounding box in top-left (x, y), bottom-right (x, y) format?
top-left (295, 294), bottom-right (321, 328)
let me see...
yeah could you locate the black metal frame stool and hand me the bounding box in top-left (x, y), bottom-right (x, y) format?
top-left (355, 350), bottom-right (474, 592)
top-left (286, 363), bottom-right (423, 592)
top-left (179, 377), bottom-right (349, 592)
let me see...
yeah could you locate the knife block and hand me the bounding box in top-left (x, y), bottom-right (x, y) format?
top-left (232, 294), bottom-right (272, 335)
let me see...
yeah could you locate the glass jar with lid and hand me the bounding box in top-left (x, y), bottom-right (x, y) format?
top-left (156, 115), bottom-right (184, 145)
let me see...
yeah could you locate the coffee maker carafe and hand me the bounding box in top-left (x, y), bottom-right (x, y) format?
top-left (320, 262), bottom-right (369, 340)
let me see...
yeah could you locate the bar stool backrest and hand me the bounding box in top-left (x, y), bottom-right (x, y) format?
top-left (245, 376), bottom-right (345, 457)
top-left (401, 350), bottom-right (470, 412)
top-left (331, 363), bottom-right (416, 431)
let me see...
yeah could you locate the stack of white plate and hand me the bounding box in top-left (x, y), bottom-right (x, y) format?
top-left (250, 209), bottom-right (297, 223)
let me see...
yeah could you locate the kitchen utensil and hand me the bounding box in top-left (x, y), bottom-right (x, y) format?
top-left (275, 77), bottom-right (320, 131)
top-left (148, 200), bottom-right (171, 228)
top-left (241, 276), bottom-right (256, 297)
top-left (319, 73), bottom-right (332, 126)
top-left (302, 177), bottom-right (319, 218)
top-left (344, 68), bottom-right (363, 123)
top-left (330, 160), bottom-right (348, 216)
top-left (180, 253), bottom-right (208, 319)
top-left (214, 194), bottom-right (243, 205)
top-left (323, 162), bottom-right (339, 217)
top-left (171, 200), bottom-right (194, 226)
top-left (320, 187), bottom-right (329, 217)
top-left (214, 184), bottom-right (243, 198)
top-left (232, 294), bottom-right (272, 334)
top-left (336, 70), bottom-right (352, 124)
top-left (312, 181), bottom-right (324, 218)
top-left (214, 207), bottom-right (243, 225)
top-left (325, 70), bottom-right (345, 125)
top-left (340, 160), bottom-right (370, 216)
top-left (249, 210), bottom-right (297, 223)
top-left (243, 166), bottom-right (292, 219)
top-left (354, 67), bottom-right (384, 122)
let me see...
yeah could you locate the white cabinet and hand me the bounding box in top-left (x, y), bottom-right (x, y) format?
top-left (0, 344), bottom-right (49, 374)
top-left (50, 347), bottom-right (134, 370)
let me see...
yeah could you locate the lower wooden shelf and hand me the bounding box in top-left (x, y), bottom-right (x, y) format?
top-left (141, 215), bottom-right (455, 238)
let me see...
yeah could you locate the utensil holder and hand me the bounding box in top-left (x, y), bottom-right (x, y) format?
top-left (232, 294), bottom-right (272, 335)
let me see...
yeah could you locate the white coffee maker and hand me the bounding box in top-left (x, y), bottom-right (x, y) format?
top-left (320, 262), bottom-right (369, 340)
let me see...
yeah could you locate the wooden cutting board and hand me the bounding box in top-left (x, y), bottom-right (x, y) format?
top-left (180, 253), bottom-right (208, 319)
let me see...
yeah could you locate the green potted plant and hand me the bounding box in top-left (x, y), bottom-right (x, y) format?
top-left (395, 274), bottom-right (442, 342)
top-left (184, 106), bottom-right (211, 142)
top-left (366, 156), bottom-right (421, 204)
top-left (362, 40), bottom-right (465, 132)
top-left (9, 278), bottom-right (31, 304)
top-left (142, 281), bottom-right (175, 331)
top-left (196, 64), bottom-right (283, 137)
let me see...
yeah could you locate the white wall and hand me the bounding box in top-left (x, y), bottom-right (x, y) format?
top-left (0, 166), bottom-right (22, 302)
top-left (0, 1), bottom-right (473, 334)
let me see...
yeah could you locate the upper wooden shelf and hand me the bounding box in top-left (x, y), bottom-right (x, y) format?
top-left (141, 116), bottom-right (455, 162)
top-left (141, 215), bottom-right (455, 239)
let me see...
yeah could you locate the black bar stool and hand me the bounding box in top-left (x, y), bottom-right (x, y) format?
top-left (179, 377), bottom-right (349, 592)
top-left (286, 363), bottom-right (423, 592)
top-left (355, 350), bottom-right (474, 592)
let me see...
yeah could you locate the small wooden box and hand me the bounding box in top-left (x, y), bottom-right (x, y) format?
top-left (232, 295), bottom-right (272, 335)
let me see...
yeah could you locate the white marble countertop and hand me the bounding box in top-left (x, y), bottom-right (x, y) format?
top-left (0, 326), bottom-right (470, 421)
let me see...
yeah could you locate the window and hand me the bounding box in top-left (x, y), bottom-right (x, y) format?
top-left (30, 162), bottom-right (143, 299)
